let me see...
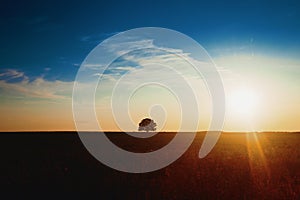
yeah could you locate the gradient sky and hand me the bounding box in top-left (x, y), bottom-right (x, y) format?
top-left (0, 0), bottom-right (299, 131)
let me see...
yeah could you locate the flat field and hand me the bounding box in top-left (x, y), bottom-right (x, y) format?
top-left (0, 132), bottom-right (299, 199)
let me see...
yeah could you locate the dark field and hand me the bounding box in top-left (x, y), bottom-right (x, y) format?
top-left (0, 132), bottom-right (299, 199)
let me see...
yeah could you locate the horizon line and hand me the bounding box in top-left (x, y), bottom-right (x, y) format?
top-left (0, 130), bottom-right (299, 133)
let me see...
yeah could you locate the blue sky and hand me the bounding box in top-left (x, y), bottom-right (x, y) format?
top-left (0, 0), bottom-right (300, 131)
top-left (1, 0), bottom-right (299, 82)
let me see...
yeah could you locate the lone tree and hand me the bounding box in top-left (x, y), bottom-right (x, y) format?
top-left (138, 118), bottom-right (157, 132)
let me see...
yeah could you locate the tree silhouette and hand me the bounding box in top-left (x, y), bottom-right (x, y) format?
top-left (138, 118), bottom-right (157, 132)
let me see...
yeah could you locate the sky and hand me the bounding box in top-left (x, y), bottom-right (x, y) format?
top-left (0, 0), bottom-right (300, 131)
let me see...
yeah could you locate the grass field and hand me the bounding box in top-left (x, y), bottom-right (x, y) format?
top-left (0, 132), bottom-right (299, 199)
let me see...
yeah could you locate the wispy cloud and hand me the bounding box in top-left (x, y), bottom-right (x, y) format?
top-left (0, 69), bottom-right (73, 100)
top-left (83, 38), bottom-right (207, 77)
top-left (0, 69), bottom-right (28, 80)
top-left (103, 39), bottom-right (155, 56)
top-left (80, 32), bottom-right (121, 44)
top-left (81, 63), bottom-right (104, 70)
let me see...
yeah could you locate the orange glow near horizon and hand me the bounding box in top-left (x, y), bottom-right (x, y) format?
top-left (0, 54), bottom-right (299, 132)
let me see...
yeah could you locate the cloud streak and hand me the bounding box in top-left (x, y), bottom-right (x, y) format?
top-left (0, 69), bottom-right (73, 100)
top-left (0, 69), bottom-right (28, 80)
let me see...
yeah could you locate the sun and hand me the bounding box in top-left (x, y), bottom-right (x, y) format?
top-left (227, 87), bottom-right (259, 116)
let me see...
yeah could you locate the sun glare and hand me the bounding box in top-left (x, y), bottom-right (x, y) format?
top-left (227, 87), bottom-right (259, 116)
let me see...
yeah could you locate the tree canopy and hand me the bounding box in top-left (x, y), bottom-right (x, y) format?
top-left (138, 118), bottom-right (157, 132)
